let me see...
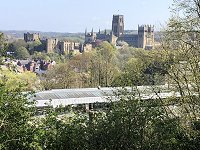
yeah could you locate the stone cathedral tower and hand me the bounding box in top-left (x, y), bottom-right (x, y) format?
top-left (112, 15), bottom-right (124, 37)
top-left (138, 25), bottom-right (154, 49)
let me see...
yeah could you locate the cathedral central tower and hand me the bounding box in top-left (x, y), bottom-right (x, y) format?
top-left (112, 15), bottom-right (124, 37)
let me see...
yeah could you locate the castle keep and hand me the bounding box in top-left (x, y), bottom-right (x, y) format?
top-left (84, 15), bottom-right (154, 50)
top-left (24, 32), bottom-right (40, 42)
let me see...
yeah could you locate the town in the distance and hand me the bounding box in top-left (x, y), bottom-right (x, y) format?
top-left (1, 0), bottom-right (200, 149)
top-left (1, 14), bottom-right (156, 75)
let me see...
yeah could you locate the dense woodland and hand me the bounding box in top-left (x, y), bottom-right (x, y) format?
top-left (0, 0), bottom-right (200, 149)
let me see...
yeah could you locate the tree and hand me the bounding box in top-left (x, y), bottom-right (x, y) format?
top-left (89, 42), bottom-right (119, 87)
top-left (35, 108), bottom-right (89, 150)
top-left (15, 46), bottom-right (30, 59)
top-left (0, 33), bottom-right (8, 57)
top-left (159, 0), bottom-right (200, 148)
top-left (41, 63), bottom-right (78, 89)
top-left (1, 1), bottom-right (200, 149)
top-left (113, 48), bottom-right (171, 86)
top-left (0, 69), bottom-right (40, 91)
top-left (115, 46), bottom-right (136, 70)
top-left (27, 40), bottom-right (43, 54)
top-left (0, 82), bottom-right (38, 149)
top-left (162, 0), bottom-right (200, 111)
top-left (84, 88), bottom-right (191, 150)
top-left (69, 52), bottom-right (93, 88)
top-left (32, 51), bottom-right (51, 61)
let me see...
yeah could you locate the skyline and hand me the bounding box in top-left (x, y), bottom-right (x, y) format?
top-left (0, 0), bottom-right (173, 33)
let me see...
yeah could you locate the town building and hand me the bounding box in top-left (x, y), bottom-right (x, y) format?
top-left (46, 39), bottom-right (80, 54)
top-left (16, 59), bottom-right (56, 74)
top-left (84, 15), bottom-right (155, 50)
top-left (24, 32), bottom-right (40, 42)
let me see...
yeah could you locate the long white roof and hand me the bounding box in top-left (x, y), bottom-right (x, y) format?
top-left (33, 85), bottom-right (179, 108)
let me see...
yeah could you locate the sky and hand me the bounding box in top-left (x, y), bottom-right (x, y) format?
top-left (0, 0), bottom-right (173, 33)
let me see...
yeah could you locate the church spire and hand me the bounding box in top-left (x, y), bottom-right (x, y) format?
top-left (104, 29), bottom-right (107, 35)
top-left (91, 28), bottom-right (94, 35)
top-left (85, 28), bottom-right (87, 36)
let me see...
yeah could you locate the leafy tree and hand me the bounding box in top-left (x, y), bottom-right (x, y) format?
top-left (69, 52), bottom-right (93, 88)
top-left (47, 53), bottom-right (66, 63)
top-left (0, 1), bottom-right (200, 149)
top-left (88, 89), bottom-right (190, 150)
top-left (0, 82), bottom-right (38, 149)
top-left (115, 46), bottom-right (136, 70)
top-left (113, 48), bottom-right (171, 86)
top-left (0, 33), bottom-right (8, 57)
top-left (14, 39), bottom-right (27, 48)
top-left (27, 40), bottom-right (44, 54)
top-left (35, 109), bottom-right (89, 150)
top-left (159, 0), bottom-right (200, 148)
top-left (162, 0), bottom-right (200, 114)
top-left (14, 46), bottom-right (30, 59)
top-left (32, 51), bottom-right (51, 61)
top-left (41, 63), bottom-right (78, 89)
top-left (8, 39), bottom-right (27, 51)
top-left (89, 42), bottom-right (119, 87)
top-left (120, 58), bottom-right (146, 86)
top-left (0, 69), bottom-right (40, 91)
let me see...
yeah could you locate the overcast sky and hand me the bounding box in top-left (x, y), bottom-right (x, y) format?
top-left (0, 0), bottom-right (173, 32)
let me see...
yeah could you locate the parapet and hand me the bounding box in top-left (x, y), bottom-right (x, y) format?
top-left (138, 25), bottom-right (154, 32)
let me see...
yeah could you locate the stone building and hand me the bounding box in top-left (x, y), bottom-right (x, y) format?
top-left (46, 38), bottom-right (58, 53)
top-left (58, 41), bottom-right (74, 54)
top-left (84, 15), bottom-right (155, 50)
top-left (138, 25), bottom-right (154, 49)
top-left (80, 43), bottom-right (93, 52)
top-left (112, 15), bottom-right (124, 37)
top-left (84, 29), bottom-right (117, 46)
top-left (24, 32), bottom-right (40, 42)
top-left (46, 38), bottom-right (80, 54)
top-left (85, 29), bottom-right (96, 43)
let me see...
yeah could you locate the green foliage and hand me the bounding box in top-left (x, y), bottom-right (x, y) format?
top-left (7, 39), bottom-right (27, 52)
top-left (88, 42), bottom-right (119, 87)
top-left (47, 53), bottom-right (66, 63)
top-left (0, 33), bottom-right (8, 57)
top-left (41, 63), bottom-right (78, 89)
top-left (14, 39), bottom-right (27, 47)
top-left (88, 89), bottom-right (192, 150)
top-left (14, 46), bottom-right (30, 59)
top-left (27, 40), bottom-right (44, 54)
top-left (6, 40), bottom-right (28, 58)
top-left (32, 52), bottom-right (51, 61)
top-left (34, 109), bottom-right (89, 150)
top-left (69, 52), bottom-right (92, 88)
top-left (33, 52), bottom-right (66, 62)
top-left (28, 40), bottom-right (42, 48)
top-left (41, 42), bottom-right (120, 88)
top-left (6, 39), bottom-right (44, 57)
top-left (1, 1), bottom-right (200, 149)
top-left (62, 36), bottom-right (84, 43)
top-left (0, 75), bottom-right (200, 149)
top-left (113, 48), bottom-right (171, 86)
top-left (0, 82), bottom-right (37, 149)
top-left (161, 0), bottom-right (200, 123)
top-left (0, 69), bottom-right (40, 91)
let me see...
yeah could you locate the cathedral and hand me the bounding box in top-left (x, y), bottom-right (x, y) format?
top-left (84, 15), bottom-right (154, 50)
